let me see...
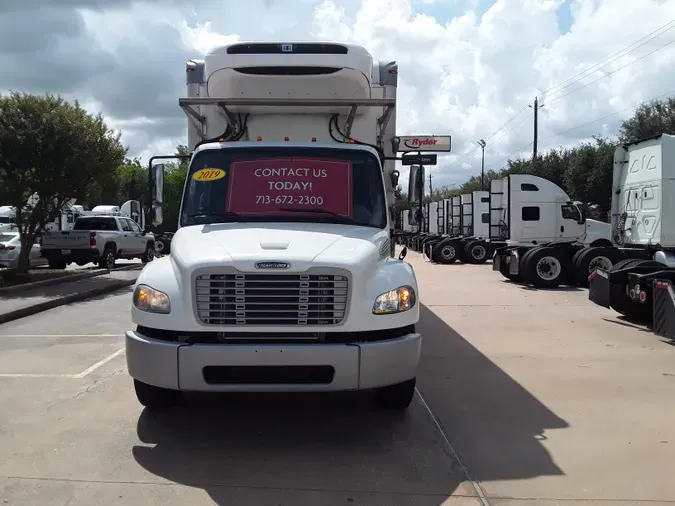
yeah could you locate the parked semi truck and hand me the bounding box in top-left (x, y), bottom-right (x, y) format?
top-left (126, 41), bottom-right (424, 411)
top-left (588, 134), bottom-right (675, 333)
top-left (492, 174), bottom-right (612, 288)
top-left (400, 191), bottom-right (500, 264)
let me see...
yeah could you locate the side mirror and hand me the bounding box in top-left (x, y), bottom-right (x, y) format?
top-left (407, 165), bottom-right (425, 203)
top-left (408, 207), bottom-right (419, 226)
top-left (576, 204), bottom-right (586, 225)
top-left (150, 163), bottom-right (165, 227)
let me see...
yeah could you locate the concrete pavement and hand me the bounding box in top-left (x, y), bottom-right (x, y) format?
top-left (0, 251), bottom-right (673, 504)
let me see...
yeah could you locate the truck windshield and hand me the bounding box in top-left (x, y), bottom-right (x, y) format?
top-left (180, 147), bottom-right (388, 229)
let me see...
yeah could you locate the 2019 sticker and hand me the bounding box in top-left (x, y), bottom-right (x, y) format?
top-left (192, 168), bottom-right (226, 181)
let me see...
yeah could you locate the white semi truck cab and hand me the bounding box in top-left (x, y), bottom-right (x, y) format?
top-left (126, 41), bottom-right (422, 410)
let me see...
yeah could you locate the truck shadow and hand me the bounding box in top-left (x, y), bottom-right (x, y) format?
top-left (131, 304), bottom-right (568, 503)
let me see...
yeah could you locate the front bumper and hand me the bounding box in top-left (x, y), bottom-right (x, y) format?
top-left (126, 330), bottom-right (422, 392)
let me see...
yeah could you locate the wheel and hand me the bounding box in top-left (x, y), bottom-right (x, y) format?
top-left (142, 243), bottom-right (155, 264)
top-left (518, 248), bottom-right (541, 285)
top-left (134, 379), bottom-right (181, 410)
top-left (464, 240), bottom-right (489, 264)
top-left (154, 239), bottom-right (165, 253)
top-left (375, 378), bottom-right (416, 410)
top-left (523, 247), bottom-right (571, 288)
top-left (102, 247), bottom-right (116, 270)
top-left (48, 258), bottom-right (67, 270)
top-left (609, 259), bottom-right (662, 320)
top-left (434, 239), bottom-right (460, 264)
top-left (572, 248), bottom-right (586, 273)
top-left (573, 247), bottom-right (625, 287)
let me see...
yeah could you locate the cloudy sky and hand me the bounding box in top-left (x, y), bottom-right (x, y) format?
top-left (1, 0), bottom-right (674, 191)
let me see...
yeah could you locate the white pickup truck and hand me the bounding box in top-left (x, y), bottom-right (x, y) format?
top-left (41, 215), bottom-right (155, 269)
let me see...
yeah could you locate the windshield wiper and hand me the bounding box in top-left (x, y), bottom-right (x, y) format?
top-left (189, 212), bottom-right (246, 224)
top-left (279, 207), bottom-right (359, 225)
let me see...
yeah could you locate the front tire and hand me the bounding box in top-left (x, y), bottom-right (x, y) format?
top-left (142, 243), bottom-right (155, 264)
top-left (375, 378), bottom-right (416, 410)
top-left (134, 379), bottom-right (181, 410)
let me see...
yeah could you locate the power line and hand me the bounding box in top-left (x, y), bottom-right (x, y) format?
top-left (439, 102), bottom-right (533, 173)
top-left (539, 88), bottom-right (675, 143)
top-left (545, 37), bottom-right (675, 106)
top-left (485, 88), bottom-right (675, 174)
top-left (540, 19), bottom-right (675, 99)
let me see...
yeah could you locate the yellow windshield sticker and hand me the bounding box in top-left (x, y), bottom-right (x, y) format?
top-left (192, 168), bottom-right (226, 181)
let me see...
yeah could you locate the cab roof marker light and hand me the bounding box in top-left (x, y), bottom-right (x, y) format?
top-left (257, 136), bottom-right (263, 141)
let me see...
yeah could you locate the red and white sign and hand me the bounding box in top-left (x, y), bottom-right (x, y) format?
top-left (396, 135), bottom-right (452, 152)
top-left (226, 158), bottom-right (353, 216)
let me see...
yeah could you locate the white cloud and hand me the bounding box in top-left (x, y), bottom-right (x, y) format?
top-left (2, 0), bottom-right (675, 192)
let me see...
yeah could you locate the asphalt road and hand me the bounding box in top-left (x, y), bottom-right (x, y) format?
top-left (0, 252), bottom-right (674, 505)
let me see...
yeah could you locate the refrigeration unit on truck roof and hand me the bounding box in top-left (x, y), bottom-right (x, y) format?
top-left (182, 40), bottom-right (398, 213)
top-left (611, 133), bottom-right (675, 250)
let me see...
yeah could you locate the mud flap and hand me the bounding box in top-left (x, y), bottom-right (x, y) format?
top-left (652, 279), bottom-right (675, 339)
top-left (508, 250), bottom-right (520, 276)
top-left (588, 268), bottom-right (610, 308)
top-left (492, 252), bottom-right (501, 271)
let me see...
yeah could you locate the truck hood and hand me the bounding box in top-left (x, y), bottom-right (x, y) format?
top-left (169, 222), bottom-right (389, 272)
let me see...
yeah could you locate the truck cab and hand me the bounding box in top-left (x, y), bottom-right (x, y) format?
top-left (126, 41), bottom-right (421, 411)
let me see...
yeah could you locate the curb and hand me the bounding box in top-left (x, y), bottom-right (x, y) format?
top-left (0, 262), bottom-right (144, 296)
top-left (0, 277), bottom-right (138, 325)
top-left (0, 269), bottom-right (109, 296)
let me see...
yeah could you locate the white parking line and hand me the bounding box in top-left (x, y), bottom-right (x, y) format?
top-left (72, 349), bottom-right (125, 378)
top-left (1, 334), bottom-right (120, 338)
top-left (0, 349), bottom-right (125, 379)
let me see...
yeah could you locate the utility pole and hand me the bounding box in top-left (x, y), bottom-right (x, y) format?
top-left (428, 171), bottom-right (433, 195)
top-left (529, 97), bottom-right (541, 172)
top-left (477, 139), bottom-right (486, 190)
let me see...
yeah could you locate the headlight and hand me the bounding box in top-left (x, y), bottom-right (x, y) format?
top-left (133, 284), bottom-right (171, 314)
top-left (372, 285), bottom-right (416, 314)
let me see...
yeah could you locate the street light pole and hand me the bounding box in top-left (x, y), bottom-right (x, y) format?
top-left (477, 139), bottom-right (486, 191)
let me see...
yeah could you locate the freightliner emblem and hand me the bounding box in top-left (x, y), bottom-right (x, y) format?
top-left (281, 44), bottom-right (293, 52)
top-left (255, 261), bottom-right (291, 269)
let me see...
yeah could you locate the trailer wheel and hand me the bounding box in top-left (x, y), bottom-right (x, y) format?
top-left (434, 239), bottom-right (460, 264)
top-left (464, 240), bottom-right (489, 264)
top-left (523, 247), bottom-right (571, 288)
top-left (573, 247), bottom-right (625, 287)
top-left (609, 259), bottom-right (663, 321)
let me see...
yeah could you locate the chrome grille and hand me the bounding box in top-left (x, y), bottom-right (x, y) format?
top-left (195, 270), bottom-right (349, 326)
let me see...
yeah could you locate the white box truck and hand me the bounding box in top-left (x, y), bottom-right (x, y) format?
top-left (126, 41), bottom-right (422, 411)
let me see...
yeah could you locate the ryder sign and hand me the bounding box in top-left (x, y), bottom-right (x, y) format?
top-left (394, 135), bottom-right (452, 152)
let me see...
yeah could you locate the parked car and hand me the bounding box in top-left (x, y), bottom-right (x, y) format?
top-left (0, 231), bottom-right (49, 270)
top-left (41, 215), bottom-right (155, 270)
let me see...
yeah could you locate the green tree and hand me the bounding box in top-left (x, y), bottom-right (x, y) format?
top-left (619, 96), bottom-right (675, 143)
top-left (0, 92), bottom-right (125, 272)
